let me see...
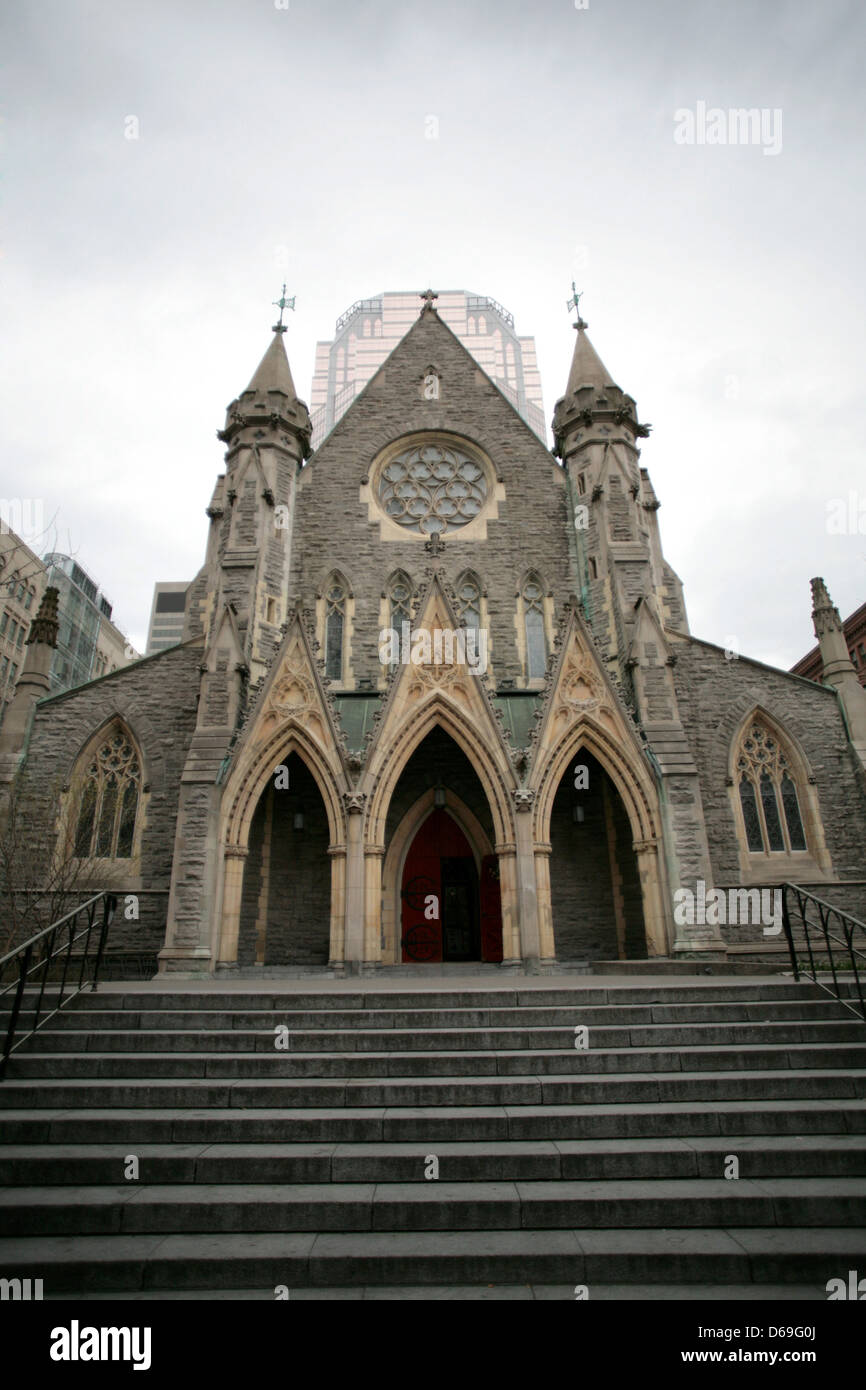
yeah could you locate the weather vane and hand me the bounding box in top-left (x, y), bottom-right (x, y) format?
top-left (272, 284), bottom-right (296, 333)
top-left (566, 281), bottom-right (587, 330)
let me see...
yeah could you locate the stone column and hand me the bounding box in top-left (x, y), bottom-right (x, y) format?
top-left (496, 844), bottom-right (521, 966)
top-left (513, 789), bottom-right (541, 964)
top-left (534, 842), bottom-right (557, 963)
top-left (254, 786), bottom-right (275, 964)
top-left (342, 793), bottom-right (366, 969)
top-left (363, 846), bottom-right (385, 968)
top-left (632, 839), bottom-right (669, 957)
top-left (327, 846), bottom-right (347, 971)
top-left (215, 844), bottom-right (249, 966)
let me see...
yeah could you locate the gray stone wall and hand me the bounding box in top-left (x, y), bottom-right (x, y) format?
top-left (672, 639), bottom-right (866, 914)
top-left (290, 312), bottom-right (575, 691)
top-left (2, 642), bottom-right (202, 961)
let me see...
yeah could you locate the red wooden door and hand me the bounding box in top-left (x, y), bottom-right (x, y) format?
top-left (480, 854), bottom-right (504, 962)
top-left (401, 810), bottom-right (477, 962)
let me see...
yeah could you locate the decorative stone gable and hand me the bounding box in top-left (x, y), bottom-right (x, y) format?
top-left (362, 571), bottom-right (517, 848)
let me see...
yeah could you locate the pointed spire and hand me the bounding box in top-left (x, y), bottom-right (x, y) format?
top-left (244, 329), bottom-right (299, 399)
top-left (218, 315), bottom-right (311, 457)
top-left (810, 577), bottom-right (866, 767)
top-left (565, 322), bottom-right (616, 395)
top-left (26, 586), bottom-right (59, 649)
top-left (552, 307), bottom-right (647, 456)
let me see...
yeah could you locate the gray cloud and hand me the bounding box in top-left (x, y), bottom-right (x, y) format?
top-left (1, 0), bottom-right (864, 660)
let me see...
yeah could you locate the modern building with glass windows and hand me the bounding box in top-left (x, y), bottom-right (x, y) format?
top-left (42, 554), bottom-right (135, 692)
top-left (146, 582), bottom-right (189, 654)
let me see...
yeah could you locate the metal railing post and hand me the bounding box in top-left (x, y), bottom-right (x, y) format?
top-left (0, 891), bottom-right (118, 1077)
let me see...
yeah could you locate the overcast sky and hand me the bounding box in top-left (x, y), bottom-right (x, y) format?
top-left (1, 0), bottom-right (864, 667)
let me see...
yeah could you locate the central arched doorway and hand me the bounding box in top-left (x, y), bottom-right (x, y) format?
top-left (380, 727), bottom-right (505, 965)
top-left (400, 807), bottom-right (502, 962)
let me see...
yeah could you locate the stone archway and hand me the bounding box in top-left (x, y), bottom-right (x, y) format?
top-left (363, 703), bottom-right (518, 965)
top-left (533, 720), bottom-right (669, 959)
top-left (216, 724), bottom-right (347, 968)
top-left (235, 751), bottom-right (332, 966)
top-left (381, 786), bottom-right (498, 965)
top-left (546, 749), bottom-right (646, 962)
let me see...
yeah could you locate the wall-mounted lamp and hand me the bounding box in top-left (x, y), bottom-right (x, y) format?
top-left (293, 807), bottom-right (305, 832)
top-left (572, 804), bottom-right (585, 824)
top-left (433, 784), bottom-right (446, 808)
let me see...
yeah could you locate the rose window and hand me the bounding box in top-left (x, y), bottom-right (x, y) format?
top-left (378, 444), bottom-right (487, 535)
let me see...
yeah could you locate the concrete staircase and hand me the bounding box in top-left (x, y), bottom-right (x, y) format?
top-left (1, 978), bottom-right (865, 1300)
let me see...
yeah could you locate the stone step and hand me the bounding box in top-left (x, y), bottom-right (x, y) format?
top-left (2, 1098), bottom-right (863, 1145)
top-left (52, 1282), bottom-right (835, 1301)
top-left (14, 1018), bottom-right (866, 1054)
top-left (3, 1135), bottom-right (865, 1186)
top-left (2, 1068), bottom-right (862, 1110)
top-left (3, 977), bottom-right (863, 1298)
top-left (4, 981), bottom-right (853, 1012)
top-left (2, 1177), bottom-right (865, 1238)
top-left (6, 1042), bottom-right (866, 1081)
top-left (6, 999), bottom-right (857, 1032)
top-left (1, 1226), bottom-right (862, 1291)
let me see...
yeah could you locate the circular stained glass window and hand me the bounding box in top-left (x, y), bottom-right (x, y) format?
top-left (378, 443), bottom-right (487, 535)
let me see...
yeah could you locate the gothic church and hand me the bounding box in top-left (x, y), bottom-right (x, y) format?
top-left (3, 292), bottom-right (865, 974)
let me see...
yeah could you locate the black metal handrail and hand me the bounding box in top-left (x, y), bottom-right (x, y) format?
top-left (781, 882), bottom-right (866, 1022)
top-left (0, 891), bottom-right (117, 1079)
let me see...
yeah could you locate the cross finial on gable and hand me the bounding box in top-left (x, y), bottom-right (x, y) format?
top-left (420, 288), bottom-right (439, 313)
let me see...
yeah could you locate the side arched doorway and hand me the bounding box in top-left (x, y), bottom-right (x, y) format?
top-left (548, 749), bottom-right (646, 961)
top-left (235, 751), bottom-right (331, 965)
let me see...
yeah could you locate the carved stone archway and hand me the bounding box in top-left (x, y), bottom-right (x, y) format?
top-left (381, 788), bottom-right (495, 964)
top-left (216, 723), bottom-right (347, 967)
top-left (363, 699), bottom-right (518, 963)
top-left (532, 718), bottom-right (669, 959)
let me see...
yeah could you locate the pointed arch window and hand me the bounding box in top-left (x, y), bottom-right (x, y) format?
top-left (73, 727), bottom-right (141, 859)
top-left (735, 720), bottom-right (807, 855)
top-left (523, 575), bottom-right (547, 679)
top-left (324, 577), bottom-right (347, 682)
top-left (388, 571), bottom-right (412, 630)
top-left (455, 572), bottom-right (482, 634)
top-left (455, 573), bottom-right (483, 663)
top-left (387, 572), bottom-right (412, 669)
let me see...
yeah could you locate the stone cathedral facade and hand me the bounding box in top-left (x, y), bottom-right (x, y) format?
top-left (2, 293), bottom-right (865, 975)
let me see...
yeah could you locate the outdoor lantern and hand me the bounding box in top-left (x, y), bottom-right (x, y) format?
top-left (434, 784), bottom-right (446, 808)
top-left (293, 807), bottom-right (305, 832)
top-left (572, 804), bottom-right (585, 824)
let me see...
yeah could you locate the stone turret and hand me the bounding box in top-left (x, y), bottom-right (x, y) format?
top-left (0, 587), bottom-right (59, 783)
top-left (552, 317), bottom-right (661, 672)
top-left (207, 326), bottom-right (312, 684)
top-left (159, 320), bottom-right (312, 974)
top-left (810, 577), bottom-right (866, 767)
